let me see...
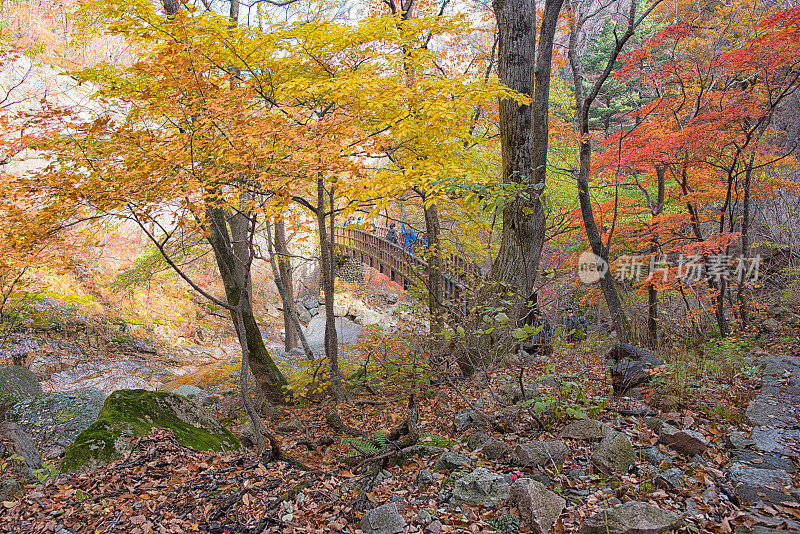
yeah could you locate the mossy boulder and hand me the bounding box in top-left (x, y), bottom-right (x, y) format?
top-left (61, 389), bottom-right (239, 472)
top-left (0, 365), bottom-right (42, 404)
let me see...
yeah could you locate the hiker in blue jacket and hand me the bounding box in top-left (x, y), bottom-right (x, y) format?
top-left (402, 225), bottom-right (417, 254)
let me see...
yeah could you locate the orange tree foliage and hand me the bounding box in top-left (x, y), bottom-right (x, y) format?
top-left (589, 1), bottom-right (800, 333)
top-left (18, 4), bottom-right (504, 247)
top-left (8, 1), bottom-right (515, 357)
top-left (0, 46), bottom-right (82, 316)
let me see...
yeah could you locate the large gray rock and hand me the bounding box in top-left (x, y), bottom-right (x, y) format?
top-left (296, 307), bottom-right (313, 325)
top-left (332, 302), bottom-right (348, 317)
top-left (760, 356), bottom-right (800, 377)
top-left (435, 451), bottom-right (473, 471)
top-left (607, 344), bottom-right (663, 394)
top-left (730, 449), bottom-right (795, 473)
top-left (750, 427), bottom-right (800, 455)
top-left (479, 439), bottom-right (511, 460)
top-left (454, 409), bottom-right (484, 432)
top-left (511, 478), bottom-right (565, 534)
top-left (723, 431), bottom-right (755, 450)
top-left (7, 387), bottom-right (105, 459)
top-left (467, 432), bottom-right (491, 450)
top-left (361, 503), bottom-right (406, 534)
top-left (611, 361), bottom-right (658, 393)
top-left (580, 501), bottom-right (683, 534)
top-left (302, 314), bottom-right (363, 347)
top-left (301, 295), bottom-right (319, 310)
top-left (0, 421), bottom-right (42, 479)
top-left (592, 432), bottom-right (635, 474)
top-left (0, 335), bottom-right (46, 369)
top-left (745, 397), bottom-right (793, 426)
top-left (356, 309), bottom-right (385, 326)
top-left (452, 467), bottom-right (510, 506)
top-left (497, 379), bottom-right (539, 404)
top-left (655, 468), bottom-right (686, 490)
top-left (644, 417), bottom-right (664, 432)
top-left (658, 424), bottom-right (707, 456)
top-left (45, 358), bottom-right (161, 396)
top-left (636, 446), bottom-right (668, 466)
top-left (728, 463), bottom-right (795, 505)
top-left (512, 440), bottom-right (570, 468)
top-left (760, 318), bottom-right (780, 333)
top-left (561, 419), bottom-right (612, 442)
top-left (0, 365), bottom-right (42, 404)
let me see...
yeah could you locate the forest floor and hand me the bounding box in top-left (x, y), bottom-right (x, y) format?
top-left (2, 295), bottom-right (800, 533)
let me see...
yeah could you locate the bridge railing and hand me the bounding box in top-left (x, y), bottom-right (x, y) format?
top-left (334, 227), bottom-right (483, 308)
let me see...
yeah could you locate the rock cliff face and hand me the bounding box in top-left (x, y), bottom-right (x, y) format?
top-left (7, 387), bottom-right (105, 459)
top-left (0, 365), bottom-right (42, 404)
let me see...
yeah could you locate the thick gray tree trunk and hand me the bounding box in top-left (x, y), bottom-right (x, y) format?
top-left (452, 0), bottom-right (564, 376)
top-left (489, 0), bottom-right (564, 320)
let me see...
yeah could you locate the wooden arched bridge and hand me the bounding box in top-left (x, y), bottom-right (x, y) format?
top-left (334, 227), bottom-right (484, 304)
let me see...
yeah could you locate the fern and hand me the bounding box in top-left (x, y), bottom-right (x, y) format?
top-left (372, 431), bottom-right (388, 447)
top-left (341, 431), bottom-right (388, 459)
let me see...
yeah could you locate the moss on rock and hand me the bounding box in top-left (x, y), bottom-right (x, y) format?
top-left (60, 389), bottom-right (239, 472)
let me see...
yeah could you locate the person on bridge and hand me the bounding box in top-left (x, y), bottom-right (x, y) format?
top-left (386, 223), bottom-right (398, 244)
top-left (402, 225), bottom-right (417, 254)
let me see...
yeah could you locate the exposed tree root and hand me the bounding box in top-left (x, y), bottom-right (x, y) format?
top-left (325, 410), bottom-right (365, 437)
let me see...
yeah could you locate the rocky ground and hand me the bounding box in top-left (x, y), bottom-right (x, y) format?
top-left (1, 289), bottom-right (401, 394)
top-left (1, 298), bottom-right (800, 533)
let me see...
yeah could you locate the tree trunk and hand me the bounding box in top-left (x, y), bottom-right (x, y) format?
top-left (489, 0), bottom-right (564, 318)
top-left (678, 167), bottom-right (729, 337)
top-left (206, 204), bottom-right (288, 403)
top-left (567, 0), bottom-right (653, 344)
top-left (647, 164), bottom-right (666, 348)
top-left (738, 158), bottom-right (754, 330)
top-left (233, 301), bottom-right (267, 454)
top-left (274, 216), bottom-right (299, 351)
top-left (574, 129), bottom-right (630, 341)
top-left (714, 277), bottom-right (728, 337)
top-left (423, 202), bottom-right (444, 333)
top-left (266, 219), bottom-right (314, 360)
top-left (316, 178), bottom-right (351, 403)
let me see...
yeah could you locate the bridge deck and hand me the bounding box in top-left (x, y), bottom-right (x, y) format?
top-left (334, 227), bottom-right (482, 304)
